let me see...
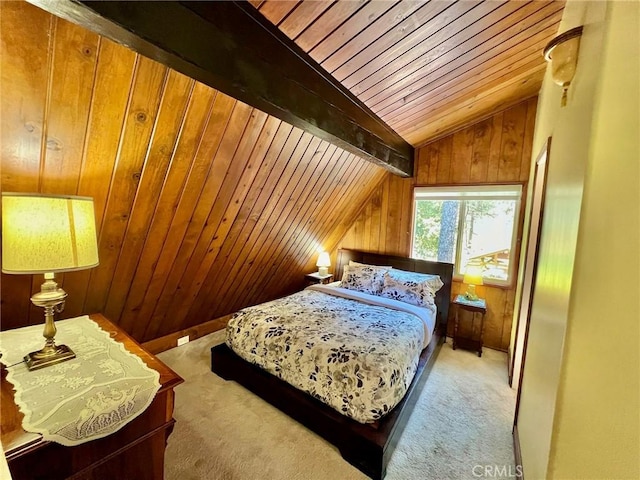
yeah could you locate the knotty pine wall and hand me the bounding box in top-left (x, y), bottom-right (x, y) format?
top-left (0, 1), bottom-right (387, 341)
top-left (336, 98), bottom-right (538, 351)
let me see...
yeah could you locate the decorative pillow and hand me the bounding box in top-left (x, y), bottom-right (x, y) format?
top-left (379, 269), bottom-right (443, 308)
top-left (341, 261), bottom-right (391, 283)
top-left (348, 260), bottom-right (392, 269)
top-left (341, 265), bottom-right (388, 295)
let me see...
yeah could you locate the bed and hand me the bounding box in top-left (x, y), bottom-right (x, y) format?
top-left (211, 249), bottom-right (453, 479)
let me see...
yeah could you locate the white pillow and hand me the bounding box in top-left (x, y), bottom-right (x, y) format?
top-left (348, 260), bottom-right (392, 269)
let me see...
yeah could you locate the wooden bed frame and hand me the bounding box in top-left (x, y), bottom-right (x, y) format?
top-left (211, 249), bottom-right (453, 479)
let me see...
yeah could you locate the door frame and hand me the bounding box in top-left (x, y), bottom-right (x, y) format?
top-left (511, 137), bottom-right (551, 400)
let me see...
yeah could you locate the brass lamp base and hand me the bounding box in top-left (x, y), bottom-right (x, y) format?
top-left (24, 344), bottom-right (75, 371)
top-left (464, 284), bottom-right (479, 301)
top-left (25, 272), bottom-right (75, 371)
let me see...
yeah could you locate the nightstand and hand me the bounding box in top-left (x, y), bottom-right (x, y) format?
top-left (1, 314), bottom-right (183, 480)
top-left (452, 295), bottom-right (487, 357)
top-left (305, 272), bottom-right (334, 285)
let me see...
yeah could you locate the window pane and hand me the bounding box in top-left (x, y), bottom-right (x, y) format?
top-left (412, 199), bottom-right (459, 263)
top-left (459, 199), bottom-right (516, 281)
top-left (412, 186), bottom-right (520, 284)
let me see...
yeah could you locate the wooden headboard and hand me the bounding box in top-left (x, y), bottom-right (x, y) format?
top-left (335, 249), bottom-right (454, 333)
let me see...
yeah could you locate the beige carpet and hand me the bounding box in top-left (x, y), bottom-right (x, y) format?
top-left (158, 331), bottom-right (516, 480)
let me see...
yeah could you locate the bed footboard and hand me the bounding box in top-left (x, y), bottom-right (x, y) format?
top-left (211, 331), bottom-right (444, 480)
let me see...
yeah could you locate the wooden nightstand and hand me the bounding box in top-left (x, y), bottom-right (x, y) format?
top-left (1, 314), bottom-right (183, 480)
top-left (452, 295), bottom-right (487, 357)
top-left (305, 272), bottom-right (334, 285)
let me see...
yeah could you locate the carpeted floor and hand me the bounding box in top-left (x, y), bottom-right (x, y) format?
top-left (158, 331), bottom-right (516, 480)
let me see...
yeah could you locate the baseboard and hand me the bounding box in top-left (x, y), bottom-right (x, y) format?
top-left (513, 424), bottom-right (524, 480)
top-left (142, 314), bottom-right (232, 354)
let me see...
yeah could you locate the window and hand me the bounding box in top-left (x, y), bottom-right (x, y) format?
top-left (411, 185), bottom-right (522, 285)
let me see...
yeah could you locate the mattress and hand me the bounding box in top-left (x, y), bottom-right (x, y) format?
top-left (225, 284), bottom-right (436, 423)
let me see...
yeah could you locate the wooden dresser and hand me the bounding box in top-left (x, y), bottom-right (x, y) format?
top-left (1, 314), bottom-right (183, 480)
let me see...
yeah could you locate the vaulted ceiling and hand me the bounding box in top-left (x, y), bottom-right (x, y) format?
top-left (251, 0), bottom-right (565, 145)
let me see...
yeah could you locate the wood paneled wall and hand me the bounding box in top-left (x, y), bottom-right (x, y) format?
top-left (337, 174), bottom-right (414, 258)
top-left (0, 1), bottom-right (387, 341)
top-left (337, 98), bottom-right (538, 351)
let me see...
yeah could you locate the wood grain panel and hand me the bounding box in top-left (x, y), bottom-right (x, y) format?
top-left (363, 2), bottom-right (560, 109)
top-left (306, 1), bottom-right (397, 64)
top-left (342, 1), bottom-right (497, 91)
top-left (337, 173), bottom-right (413, 258)
top-left (450, 129), bottom-right (474, 184)
top-left (0, 1), bottom-right (52, 330)
top-left (257, 1), bottom-right (301, 26)
top-left (140, 100), bottom-right (256, 338)
top-left (404, 69), bottom-right (544, 145)
top-left (330, 1), bottom-right (462, 83)
top-left (118, 83), bottom-right (217, 338)
top-left (163, 111), bottom-right (274, 332)
top-left (182, 124), bottom-right (303, 329)
top-left (134, 92), bottom-right (238, 341)
top-left (319, 0), bottom-right (425, 73)
top-left (254, 0), bottom-right (563, 146)
top-left (336, 99), bottom-right (537, 350)
top-left (1, 2), bottom-right (387, 344)
top-left (294, 0), bottom-right (366, 52)
top-left (103, 70), bottom-right (195, 323)
top-left (40, 18), bottom-right (99, 195)
top-left (179, 127), bottom-right (307, 330)
top-left (278, 1), bottom-right (335, 40)
top-left (470, 119), bottom-right (493, 183)
top-left (83, 56), bottom-right (169, 315)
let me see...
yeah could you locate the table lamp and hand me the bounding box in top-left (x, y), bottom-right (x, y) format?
top-left (316, 251), bottom-right (331, 276)
top-left (462, 265), bottom-right (483, 301)
top-left (1, 193), bottom-right (99, 370)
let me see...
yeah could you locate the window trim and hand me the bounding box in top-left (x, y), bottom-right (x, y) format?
top-left (411, 184), bottom-right (523, 287)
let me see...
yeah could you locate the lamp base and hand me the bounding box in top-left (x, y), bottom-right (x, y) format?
top-left (464, 284), bottom-right (479, 301)
top-left (318, 267), bottom-right (329, 276)
top-left (24, 344), bottom-right (75, 371)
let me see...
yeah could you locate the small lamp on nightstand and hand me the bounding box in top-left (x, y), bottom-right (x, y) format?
top-left (1, 193), bottom-right (99, 371)
top-left (463, 265), bottom-right (483, 301)
top-left (316, 251), bottom-right (331, 277)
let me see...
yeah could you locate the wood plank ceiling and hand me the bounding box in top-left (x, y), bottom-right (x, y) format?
top-left (0, 1), bottom-right (387, 341)
top-left (251, 0), bottom-right (565, 146)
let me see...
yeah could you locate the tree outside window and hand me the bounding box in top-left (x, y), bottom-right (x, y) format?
top-left (412, 186), bottom-right (521, 284)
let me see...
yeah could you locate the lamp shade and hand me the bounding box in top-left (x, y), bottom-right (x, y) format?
top-left (316, 251), bottom-right (331, 268)
top-left (2, 193), bottom-right (99, 274)
top-left (463, 265), bottom-right (484, 286)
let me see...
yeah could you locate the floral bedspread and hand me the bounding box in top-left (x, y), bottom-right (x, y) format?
top-left (225, 287), bottom-right (435, 423)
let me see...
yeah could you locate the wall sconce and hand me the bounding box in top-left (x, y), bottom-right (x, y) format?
top-left (544, 26), bottom-right (583, 107)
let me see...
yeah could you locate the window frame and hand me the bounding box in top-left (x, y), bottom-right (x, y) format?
top-left (410, 184), bottom-right (523, 287)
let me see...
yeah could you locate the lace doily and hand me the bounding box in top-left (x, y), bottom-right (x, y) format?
top-left (0, 316), bottom-right (160, 446)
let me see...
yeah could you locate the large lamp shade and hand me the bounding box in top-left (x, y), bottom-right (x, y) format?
top-left (2, 193), bottom-right (99, 274)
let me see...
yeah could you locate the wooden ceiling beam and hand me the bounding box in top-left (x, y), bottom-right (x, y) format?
top-left (27, 0), bottom-right (413, 177)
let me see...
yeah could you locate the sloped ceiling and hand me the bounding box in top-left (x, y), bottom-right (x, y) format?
top-left (0, 1), bottom-right (386, 341)
top-left (251, 0), bottom-right (564, 145)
